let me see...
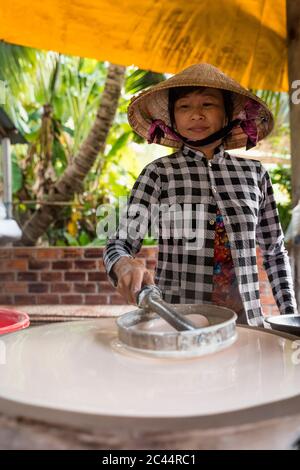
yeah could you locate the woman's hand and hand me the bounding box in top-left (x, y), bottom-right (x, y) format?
top-left (112, 257), bottom-right (155, 305)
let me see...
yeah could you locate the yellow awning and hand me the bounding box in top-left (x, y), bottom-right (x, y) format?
top-left (0, 0), bottom-right (287, 91)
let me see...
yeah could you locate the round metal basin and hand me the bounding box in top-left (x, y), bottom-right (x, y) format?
top-left (116, 304), bottom-right (237, 357)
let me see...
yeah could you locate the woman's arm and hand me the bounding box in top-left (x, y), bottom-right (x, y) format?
top-left (103, 163), bottom-right (160, 287)
top-left (256, 166), bottom-right (298, 315)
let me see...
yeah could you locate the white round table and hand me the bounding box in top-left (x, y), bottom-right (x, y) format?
top-left (0, 318), bottom-right (300, 449)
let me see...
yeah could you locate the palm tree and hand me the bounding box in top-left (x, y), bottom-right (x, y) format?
top-left (1, 42), bottom-right (167, 246)
top-left (20, 63), bottom-right (126, 245)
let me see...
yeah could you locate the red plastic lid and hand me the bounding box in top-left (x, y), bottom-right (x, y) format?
top-left (0, 308), bottom-right (30, 335)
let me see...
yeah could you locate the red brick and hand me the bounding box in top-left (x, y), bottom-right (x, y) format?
top-left (62, 248), bottom-right (83, 258)
top-left (74, 260), bottom-right (96, 270)
top-left (41, 272), bottom-right (63, 282)
top-left (28, 258), bottom-right (50, 270)
top-left (51, 283), bottom-right (71, 293)
top-left (14, 295), bottom-right (37, 305)
top-left (0, 295), bottom-right (13, 304)
top-left (74, 283), bottom-right (96, 293)
top-left (61, 295), bottom-right (83, 304)
top-left (13, 248), bottom-right (36, 258)
top-left (35, 248), bottom-right (62, 259)
top-left (97, 260), bottom-right (106, 271)
top-left (28, 283), bottom-right (49, 293)
top-left (0, 249), bottom-right (11, 259)
top-left (52, 260), bottom-right (73, 270)
top-left (98, 259), bottom-right (106, 273)
top-left (84, 248), bottom-right (104, 258)
top-left (85, 295), bottom-right (109, 305)
top-left (108, 294), bottom-right (128, 305)
top-left (98, 282), bottom-right (114, 293)
top-left (0, 259), bottom-right (28, 271)
top-left (36, 295), bottom-right (60, 305)
top-left (17, 272), bottom-right (38, 282)
top-left (0, 273), bottom-right (15, 281)
top-left (88, 272), bottom-right (108, 282)
top-left (65, 272), bottom-right (86, 281)
top-left (4, 282), bottom-right (27, 294)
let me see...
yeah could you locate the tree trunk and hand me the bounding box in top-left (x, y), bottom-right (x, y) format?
top-left (19, 63), bottom-right (126, 245)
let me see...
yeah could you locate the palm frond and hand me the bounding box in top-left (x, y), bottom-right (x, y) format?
top-left (251, 88), bottom-right (289, 123)
top-left (125, 68), bottom-right (166, 94)
top-left (0, 41), bottom-right (39, 92)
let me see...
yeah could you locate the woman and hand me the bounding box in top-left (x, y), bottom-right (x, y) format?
top-left (103, 63), bottom-right (297, 327)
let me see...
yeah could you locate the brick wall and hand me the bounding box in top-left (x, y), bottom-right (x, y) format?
top-left (0, 246), bottom-right (279, 314)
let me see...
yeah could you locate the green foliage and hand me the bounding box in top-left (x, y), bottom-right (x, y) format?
top-left (276, 203), bottom-right (292, 234)
top-left (0, 42), bottom-right (292, 246)
top-left (269, 166), bottom-right (292, 195)
top-left (250, 89), bottom-right (289, 124)
top-left (11, 152), bottom-right (23, 193)
top-left (0, 43), bottom-right (169, 246)
top-left (125, 69), bottom-right (166, 94)
top-left (269, 165), bottom-right (292, 233)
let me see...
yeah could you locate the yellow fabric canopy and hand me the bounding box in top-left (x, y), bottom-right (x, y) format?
top-left (0, 0), bottom-right (287, 91)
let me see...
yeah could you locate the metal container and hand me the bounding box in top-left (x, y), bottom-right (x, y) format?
top-left (116, 303), bottom-right (237, 357)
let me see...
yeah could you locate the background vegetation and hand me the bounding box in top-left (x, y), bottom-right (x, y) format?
top-left (0, 43), bottom-right (292, 245)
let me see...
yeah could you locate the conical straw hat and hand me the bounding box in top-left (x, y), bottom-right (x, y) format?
top-left (128, 63), bottom-right (274, 150)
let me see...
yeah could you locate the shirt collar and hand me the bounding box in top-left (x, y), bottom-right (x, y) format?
top-left (182, 143), bottom-right (225, 162)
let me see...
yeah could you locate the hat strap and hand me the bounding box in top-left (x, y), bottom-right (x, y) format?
top-left (178, 119), bottom-right (241, 149)
top-left (147, 119), bottom-right (237, 146)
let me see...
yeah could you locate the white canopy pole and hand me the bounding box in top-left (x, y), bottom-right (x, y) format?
top-left (1, 137), bottom-right (12, 219)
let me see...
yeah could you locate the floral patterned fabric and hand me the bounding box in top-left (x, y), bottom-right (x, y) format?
top-left (211, 207), bottom-right (244, 316)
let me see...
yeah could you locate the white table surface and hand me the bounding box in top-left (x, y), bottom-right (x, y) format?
top-left (0, 318), bottom-right (299, 433)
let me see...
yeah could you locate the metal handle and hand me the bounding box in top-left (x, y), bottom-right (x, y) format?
top-left (136, 285), bottom-right (196, 331)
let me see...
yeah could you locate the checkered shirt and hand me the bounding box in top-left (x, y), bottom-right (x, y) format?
top-left (103, 144), bottom-right (297, 326)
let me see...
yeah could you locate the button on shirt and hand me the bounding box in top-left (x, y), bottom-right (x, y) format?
top-left (103, 144), bottom-right (297, 327)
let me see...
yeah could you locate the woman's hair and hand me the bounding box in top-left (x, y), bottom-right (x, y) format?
top-left (168, 86), bottom-right (234, 130)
